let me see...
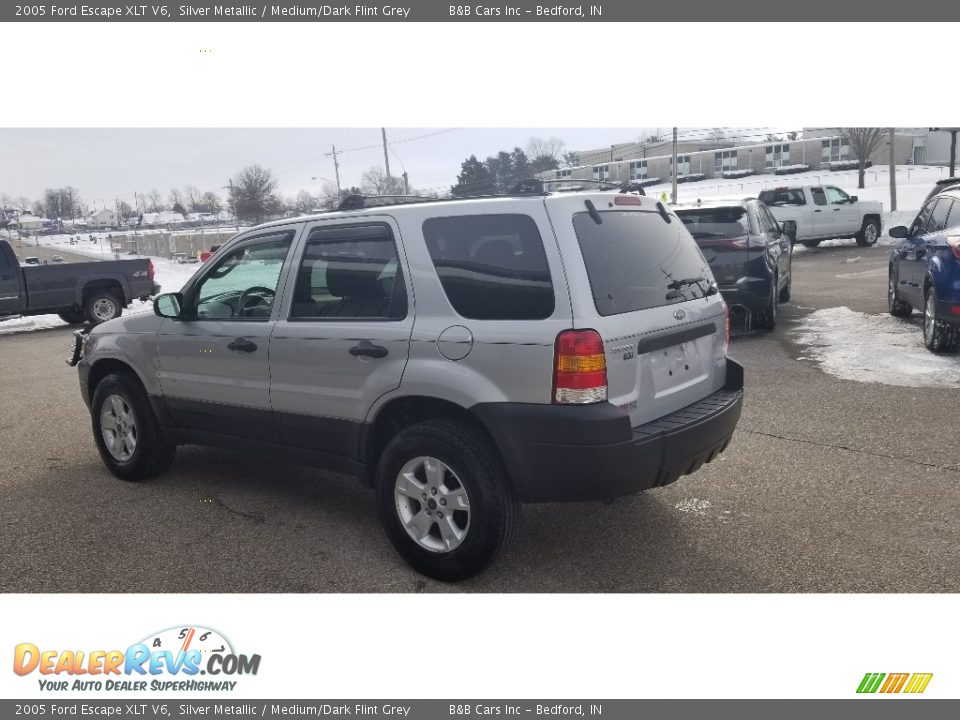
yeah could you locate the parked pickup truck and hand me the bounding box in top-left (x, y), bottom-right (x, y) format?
top-left (758, 185), bottom-right (883, 248)
top-left (0, 239), bottom-right (160, 325)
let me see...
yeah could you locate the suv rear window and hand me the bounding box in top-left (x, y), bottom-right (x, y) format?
top-left (422, 214), bottom-right (554, 320)
top-left (573, 210), bottom-right (711, 317)
top-left (675, 206), bottom-right (753, 239)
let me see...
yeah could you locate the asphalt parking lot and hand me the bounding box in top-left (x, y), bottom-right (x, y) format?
top-left (2, 242), bottom-right (958, 593)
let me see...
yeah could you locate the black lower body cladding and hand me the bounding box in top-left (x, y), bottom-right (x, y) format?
top-left (473, 359), bottom-right (744, 502)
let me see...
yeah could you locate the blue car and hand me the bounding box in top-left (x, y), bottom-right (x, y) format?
top-left (888, 182), bottom-right (960, 352)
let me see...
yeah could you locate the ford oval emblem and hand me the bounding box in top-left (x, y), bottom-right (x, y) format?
top-left (673, 308), bottom-right (686, 320)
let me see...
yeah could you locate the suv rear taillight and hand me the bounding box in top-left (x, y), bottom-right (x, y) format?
top-left (147, 259), bottom-right (155, 281)
top-left (947, 236), bottom-right (960, 260)
top-left (723, 300), bottom-right (731, 351)
top-left (553, 329), bottom-right (607, 404)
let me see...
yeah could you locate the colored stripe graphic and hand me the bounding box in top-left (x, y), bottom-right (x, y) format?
top-left (857, 672), bottom-right (932, 694)
top-left (857, 673), bottom-right (885, 693)
top-left (903, 673), bottom-right (933, 694)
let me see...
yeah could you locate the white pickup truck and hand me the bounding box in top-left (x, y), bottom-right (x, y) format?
top-left (758, 185), bottom-right (883, 248)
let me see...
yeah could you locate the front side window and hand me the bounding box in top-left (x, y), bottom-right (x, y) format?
top-left (824, 186), bottom-right (850, 205)
top-left (289, 223), bottom-right (406, 321)
top-left (927, 198), bottom-right (953, 234)
top-left (910, 201), bottom-right (936, 236)
top-left (422, 214), bottom-right (554, 320)
top-left (190, 232), bottom-right (293, 321)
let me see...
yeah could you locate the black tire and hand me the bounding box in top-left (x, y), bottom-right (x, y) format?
top-left (801, 239), bottom-right (822, 248)
top-left (375, 419), bottom-right (520, 582)
top-left (758, 280), bottom-right (777, 330)
top-left (90, 372), bottom-right (176, 481)
top-left (779, 268), bottom-right (792, 303)
top-left (922, 286), bottom-right (957, 353)
top-left (856, 218), bottom-right (881, 247)
top-left (57, 311), bottom-right (86, 325)
top-left (888, 268), bottom-right (911, 318)
top-left (83, 290), bottom-right (123, 325)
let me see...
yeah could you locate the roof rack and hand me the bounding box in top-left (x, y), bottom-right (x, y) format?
top-left (337, 194), bottom-right (436, 211)
top-left (510, 178), bottom-right (646, 195)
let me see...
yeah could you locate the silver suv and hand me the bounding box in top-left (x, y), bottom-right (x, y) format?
top-left (71, 189), bottom-right (744, 580)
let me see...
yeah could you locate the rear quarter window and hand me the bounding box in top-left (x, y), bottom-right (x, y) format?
top-left (421, 214), bottom-right (554, 320)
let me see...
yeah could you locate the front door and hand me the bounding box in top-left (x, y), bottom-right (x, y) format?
top-left (809, 186), bottom-right (832, 237)
top-left (0, 243), bottom-right (23, 315)
top-left (268, 219), bottom-right (413, 464)
top-left (899, 199), bottom-right (950, 305)
top-left (824, 185), bottom-right (859, 236)
top-left (157, 227), bottom-right (298, 441)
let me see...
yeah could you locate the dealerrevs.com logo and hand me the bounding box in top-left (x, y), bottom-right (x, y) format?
top-left (13, 626), bottom-right (261, 692)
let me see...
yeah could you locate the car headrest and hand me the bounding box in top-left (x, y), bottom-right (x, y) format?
top-left (326, 259), bottom-right (388, 299)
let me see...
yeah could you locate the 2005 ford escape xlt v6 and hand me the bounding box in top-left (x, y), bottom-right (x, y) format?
top-left (70, 185), bottom-right (744, 580)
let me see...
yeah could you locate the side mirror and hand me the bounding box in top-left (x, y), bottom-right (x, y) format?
top-left (889, 226), bottom-right (908, 239)
top-left (154, 292), bottom-right (183, 319)
top-left (849, 195), bottom-right (858, 203)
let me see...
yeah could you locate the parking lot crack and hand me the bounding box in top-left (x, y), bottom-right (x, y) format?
top-left (203, 496), bottom-right (265, 523)
top-left (739, 427), bottom-right (960, 475)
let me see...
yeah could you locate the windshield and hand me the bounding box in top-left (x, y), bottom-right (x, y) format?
top-left (675, 206), bottom-right (752, 239)
top-left (573, 210), bottom-right (713, 316)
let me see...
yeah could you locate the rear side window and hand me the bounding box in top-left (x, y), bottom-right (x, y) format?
top-left (810, 187), bottom-right (828, 206)
top-left (759, 188), bottom-right (806, 206)
top-left (422, 214), bottom-right (554, 320)
top-left (290, 223), bottom-right (407, 321)
top-left (573, 210), bottom-right (712, 317)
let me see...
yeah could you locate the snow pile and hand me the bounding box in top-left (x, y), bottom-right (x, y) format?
top-left (773, 164), bottom-right (811, 175)
top-left (792, 307), bottom-right (960, 388)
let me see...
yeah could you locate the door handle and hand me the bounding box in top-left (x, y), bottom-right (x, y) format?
top-left (349, 340), bottom-right (388, 359)
top-left (814, 209), bottom-right (822, 213)
top-left (227, 337), bottom-right (258, 353)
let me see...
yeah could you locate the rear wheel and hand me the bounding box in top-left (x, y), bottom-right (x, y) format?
top-left (375, 419), bottom-right (520, 581)
top-left (856, 218), bottom-right (880, 247)
top-left (779, 269), bottom-right (792, 303)
top-left (888, 269), bottom-right (911, 318)
top-left (90, 372), bottom-right (176, 480)
top-left (923, 286), bottom-right (957, 352)
top-left (83, 290), bottom-right (122, 324)
top-left (758, 281), bottom-right (777, 330)
top-left (57, 311), bottom-right (86, 325)
top-left (801, 239), bottom-right (822, 248)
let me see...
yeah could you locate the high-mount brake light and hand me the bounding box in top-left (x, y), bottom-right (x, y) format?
top-left (147, 260), bottom-right (155, 282)
top-left (614, 195), bottom-right (642, 206)
top-left (553, 329), bottom-right (608, 405)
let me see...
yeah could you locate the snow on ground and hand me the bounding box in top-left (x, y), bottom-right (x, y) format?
top-left (792, 307), bottom-right (960, 388)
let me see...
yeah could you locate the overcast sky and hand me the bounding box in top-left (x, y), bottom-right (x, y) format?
top-left (0, 127), bottom-right (778, 209)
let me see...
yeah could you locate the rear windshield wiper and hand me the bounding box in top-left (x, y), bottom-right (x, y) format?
top-left (665, 276), bottom-right (718, 300)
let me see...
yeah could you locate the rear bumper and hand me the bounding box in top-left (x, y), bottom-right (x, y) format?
top-left (718, 276), bottom-right (773, 312)
top-left (473, 358), bottom-right (744, 503)
top-left (935, 297), bottom-right (960, 326)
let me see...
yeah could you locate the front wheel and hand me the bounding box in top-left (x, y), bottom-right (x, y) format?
top-left (923, 287), bottom-right (957, 353)
top-left (57, 311), bottom-right (86, 325)
top-left (90, 372), bottom-right (176, 480)
top-left (375, 419), bottom-right (520, 582)
top-left (856, 219), bottom-right (880, 247)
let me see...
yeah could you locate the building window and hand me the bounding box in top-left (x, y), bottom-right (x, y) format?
top-left (821, 138), bottom-right (850, 163)
top-left (629, 160), bottom-right (647, 181)
top-left (557, 168), bottom-right (571, 179)
top-left (593, 165), bottom-right (609, 181)
top-left (715, 150), bottom-right (738, 173)
top-left (671, 155), bottom-right (691, 176)
top-left (765, 144), bottom-right (791, 168)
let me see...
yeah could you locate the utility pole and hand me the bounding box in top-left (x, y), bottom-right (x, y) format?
top-left (402, 172), bottom-right (409, 195)
top-left (671, 127), bottom-right (678, 204)
top-left (382, 127), bottom-right (392, 185)
top-left (888, 128), bottom-right (897, 212)
top-left (325, 145), bottom-right (342, 194)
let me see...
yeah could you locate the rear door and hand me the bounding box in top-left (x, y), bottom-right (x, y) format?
top-left (268, 217), bottom-right (413, 463)
top-left (550, 195), bottom-right (727, 427)
top-left (808, 186), bottom-right (832, 237)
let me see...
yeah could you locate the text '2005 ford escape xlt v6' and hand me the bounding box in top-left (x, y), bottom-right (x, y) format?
top-left (70, 185), bottom-right (744, 580)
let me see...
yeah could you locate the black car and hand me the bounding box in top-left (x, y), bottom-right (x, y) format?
top-left (675, 199), bottom-right (793, 330)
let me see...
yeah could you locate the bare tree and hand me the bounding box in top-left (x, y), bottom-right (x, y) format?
top-left (229, 164), bottom-right (282, 224)
top-left (527, 137), bottom-right (565, 162)
top-left (200, 191), bottom-right (222, 214)
top-left (787, 131), bottom-right (801, 141)
top-left (145, 188), bottom-right (165, 212)
top-left (561, 151), bottom-right (580, 168)
top-left (841, 128), bottom-right (886, 188)
top-left (115, 199), bottom-right (134, 223)
top-left (291, 189), bottom-right (316, 215)
top-left (360, 166), bottom-right (405, 195)
top-left (183, 185), bottom-right (202, 212)
top-left (710, 128), bottom-right (727, 142)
